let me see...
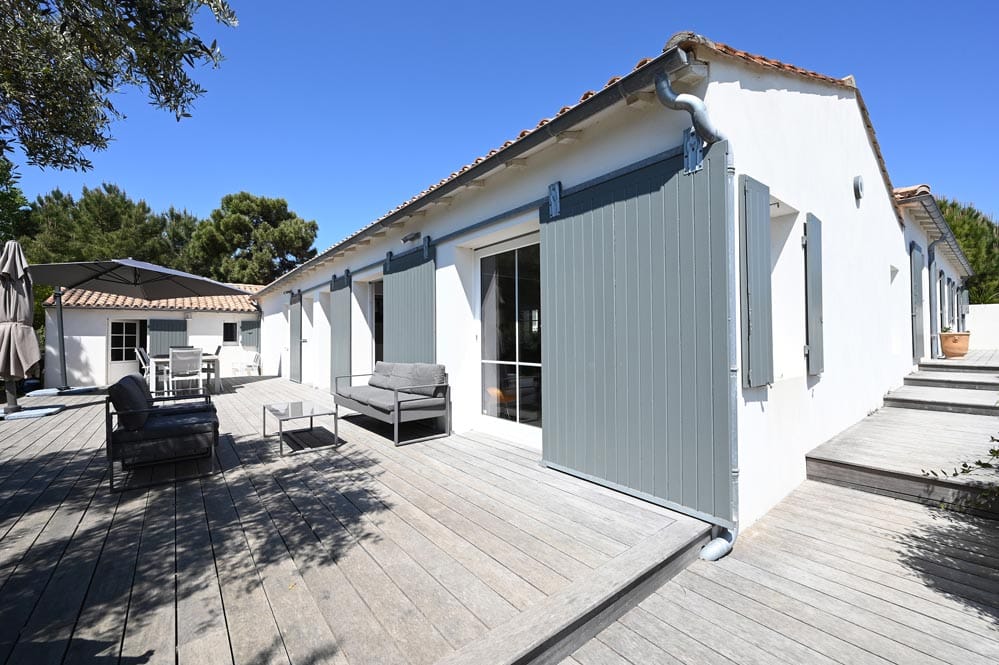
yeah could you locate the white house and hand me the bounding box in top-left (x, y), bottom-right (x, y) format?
top-left (251, 32), bottom-right (971, 533)
top-left (43, 285), bottom-right (263, 387)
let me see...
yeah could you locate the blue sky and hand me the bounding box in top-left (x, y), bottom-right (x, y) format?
top-left (12, 1), bottom-right (999, 251)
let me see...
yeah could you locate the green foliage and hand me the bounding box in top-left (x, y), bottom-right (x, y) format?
top-left (939, 197), bottom-right (999, 304)
top-left (1, 1), bottom-right (237, 170)
top-left (0, 158), bottom-right (30, 242)
top-left (923, 436), bottom-right (999, 512)
top-left (185, 192), bottom-right (319, 284)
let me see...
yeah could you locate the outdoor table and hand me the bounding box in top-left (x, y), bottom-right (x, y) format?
top-left (262, 400), bottom-right (337, 456)
top-left (150, 353), bottom-right (221, 393)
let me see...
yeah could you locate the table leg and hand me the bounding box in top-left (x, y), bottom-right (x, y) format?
top-left (279, 419), bottom-right (284, 456)
top-left (334, 403), bottom-right (338, 444)
top-left (262, 406), bottom-right (266, 437)
top-left (310, 415), bottom-right (314, 432)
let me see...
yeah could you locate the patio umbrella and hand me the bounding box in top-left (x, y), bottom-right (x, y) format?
top-left (0, 241), bottom-right (41, 413)
top-left (27, 258), bottom-right (249, 390)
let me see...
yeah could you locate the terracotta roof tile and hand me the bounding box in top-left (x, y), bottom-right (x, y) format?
top-left (44, 283), bottom-right (263, 313)
top-left (893, 184), bottom-right (932, 201)
top-left (263, 32), bottom-right (903, 293)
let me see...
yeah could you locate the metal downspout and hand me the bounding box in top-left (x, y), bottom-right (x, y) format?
top-left (928, 240), bottom-right (944, 359)
top-left (653, 66), bottom-right (737, 559)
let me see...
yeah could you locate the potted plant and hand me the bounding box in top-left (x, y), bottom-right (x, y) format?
top-left (940, 326), bottom-right (971, 358)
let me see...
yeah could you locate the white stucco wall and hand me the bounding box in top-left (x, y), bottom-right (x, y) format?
top-left (967, 305), bottom-right (999, 349)
top-left (44, 308), bottom-right (260, 387)
top-left (255, 51), bottom-right (964, 529)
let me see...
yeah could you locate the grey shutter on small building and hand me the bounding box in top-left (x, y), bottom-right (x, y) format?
top-left (330, 273), bottom-right (352, 392)
top-left (740, 175), bottom-right (774, 387)
top-left (148, 319), bottom-right (188, 356)
top-left (804, 213), bottom-right (824, 375)
top-left (240, 319), bottom-right (260, 349)
top-left (290, 292), bottom-right (302, 383)
top-left (909, 242), bottom-right (924, 363)
top-left (540, 141), bottom-right (733, 528)
top-left (383, 241), bottom-right (435, 363)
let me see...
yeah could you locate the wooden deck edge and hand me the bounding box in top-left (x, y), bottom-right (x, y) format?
top-left (882, 396), bottom-right (999, 416)
top-left (434, 520), bottom-right (711, 665)
top-left (917, 361), bottom-right (999, 374)
top-left (903, 376), bottom-right (999, 391)
top-left (805, 457), bottom-right (999, 520)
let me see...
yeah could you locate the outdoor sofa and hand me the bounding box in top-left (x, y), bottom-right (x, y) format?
top-left (334, 361), bottom-right (451, 446)
top-left (105, 373), bottom-right (219, 491)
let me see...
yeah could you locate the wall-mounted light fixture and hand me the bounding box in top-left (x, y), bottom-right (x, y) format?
top-left (401, 231), bottom-right (421, 244)
top-left (853, 175), bottom-right (864, 202)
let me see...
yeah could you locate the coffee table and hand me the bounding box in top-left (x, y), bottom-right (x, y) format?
top-left (262, 401), bottom-right (336, 455)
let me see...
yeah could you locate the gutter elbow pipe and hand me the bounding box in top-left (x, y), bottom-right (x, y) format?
top-left (700, 528), bottom-right (736, 561)
top-left (654, 72), bottom-right (725, 144)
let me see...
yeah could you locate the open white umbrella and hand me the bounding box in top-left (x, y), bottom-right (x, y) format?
top-left (28, 258), bottom-right (249, 389)
top-left (0, 241), bottom-right (41, 413)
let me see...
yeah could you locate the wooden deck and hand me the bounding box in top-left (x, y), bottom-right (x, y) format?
top-left (920, 348), bottom-right (999, 371)
top-left (563, 480), bottom-right (999, 665)
top-left (0, 377), bottom-right (708, 665)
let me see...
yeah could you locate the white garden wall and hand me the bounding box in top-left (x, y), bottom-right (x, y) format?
top-left (967, 304), bottom-right (999, 349)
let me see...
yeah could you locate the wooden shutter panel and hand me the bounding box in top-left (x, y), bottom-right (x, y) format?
top-left (740, 175), bottom-right (774, 387)
top-left (804, 214), bottom-right (824, 375)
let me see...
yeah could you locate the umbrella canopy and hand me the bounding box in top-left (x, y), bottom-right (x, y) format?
top-left (28, 258), bottom-right (250, 299)
top-left (0, 242), bottom-right (41, 412)
top-left (27, 259), bottom-right (250, 389)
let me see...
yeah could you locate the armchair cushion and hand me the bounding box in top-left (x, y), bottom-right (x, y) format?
top-left (107, 374), bottom-right (152, 430)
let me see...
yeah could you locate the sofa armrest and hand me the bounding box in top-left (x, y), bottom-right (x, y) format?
top-left (334, 373), bottom-right (374, 392)
top-left (151, 393), bottom-right (213, 405)
top-left (392, 383), bottom-right (450, 403)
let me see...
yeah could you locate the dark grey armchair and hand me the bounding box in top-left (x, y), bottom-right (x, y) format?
top-left (105, 374), bottom-right (219, 491)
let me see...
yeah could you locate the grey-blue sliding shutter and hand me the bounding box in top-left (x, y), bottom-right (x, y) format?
top-left (740, 175), bottom-right (774, 387)
top-left (383, 241), bottom-right (435, 363)
top-left (289, 292), bottom-right (302, 383)
top-left (804, 213), bottom-right (824, 375)
top-left (540, 141), bottom-right (733, 529)
top-left (909, 242), bottom-right (924, 363)
top-left (148, 319), bottom-right (188, 356)
top-left (240, 319), bottom-right (260, 349)
top-left (330, 273), bottom-right (352, 392)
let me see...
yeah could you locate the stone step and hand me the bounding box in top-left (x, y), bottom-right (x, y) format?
top-left (919, 358), bottom-right (999, 374)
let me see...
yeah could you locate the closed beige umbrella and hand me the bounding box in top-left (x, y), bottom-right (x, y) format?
top-left (0, 241), bottom-right (41, 413)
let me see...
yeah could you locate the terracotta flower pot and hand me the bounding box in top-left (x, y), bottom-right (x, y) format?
top-left (940, 332), bottom-right (970, 358)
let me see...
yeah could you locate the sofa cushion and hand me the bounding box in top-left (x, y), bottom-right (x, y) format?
top-left (108, 375), bottom-right (152, 431)
top-left (340, 385), bottom-right (445, 412)
top-left (367, 362), bottom-right (446, 397)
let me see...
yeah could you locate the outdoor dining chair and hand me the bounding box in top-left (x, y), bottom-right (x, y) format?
top-left (136, 347), bottom-right (168, 393)
top-left (168, 347), bottom-right (204, 395)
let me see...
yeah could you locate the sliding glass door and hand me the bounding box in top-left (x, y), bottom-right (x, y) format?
top-left (480, 243), bottom-right (541, 427)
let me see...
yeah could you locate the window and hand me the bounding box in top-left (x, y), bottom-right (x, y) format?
top-left (223, 321), bottom-right (238, 344)
top-left (110, 320), bottom-right (140, 362)
top-left (480, 243), bottom-right (542, 427)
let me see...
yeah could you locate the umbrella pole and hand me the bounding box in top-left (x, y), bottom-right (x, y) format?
top-left (55, 288), bottom-right (69, 390)
top-left (3, 376), bottom-right (19, 414)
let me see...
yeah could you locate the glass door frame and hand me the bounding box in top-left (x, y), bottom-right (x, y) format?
top-left (475, 231), bottom-right (541, 426)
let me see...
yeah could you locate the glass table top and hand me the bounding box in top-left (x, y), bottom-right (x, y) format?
top-left (264, 401), bottom-right (335, 420)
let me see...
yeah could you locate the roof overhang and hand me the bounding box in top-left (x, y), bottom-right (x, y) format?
top-left (898, 193), bottom-right (973, 278)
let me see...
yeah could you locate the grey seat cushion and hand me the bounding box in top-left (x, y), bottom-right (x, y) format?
top-left (112, 409), bottom-right (218, 445)
top-left (339, 385), bottom-right (445, 412)
top-left (108, 374), bottom-right (153, 430)
top-left (368, 362), bottom-right (447, 397)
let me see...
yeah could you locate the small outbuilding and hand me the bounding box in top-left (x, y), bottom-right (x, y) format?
top-left (42, 284), bottom-right (263, 387)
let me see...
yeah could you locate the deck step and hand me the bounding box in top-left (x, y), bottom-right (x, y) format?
top-left (435, 519), bottom-right (711, 665)
top-left (883, 384), bottom-right (999, 416)
top-left (904, 370), bottom-right (999, 390)
top-left (918, 358), bottom-right (999, 374)
top-left (805, 457), bottom-right (999, 519)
